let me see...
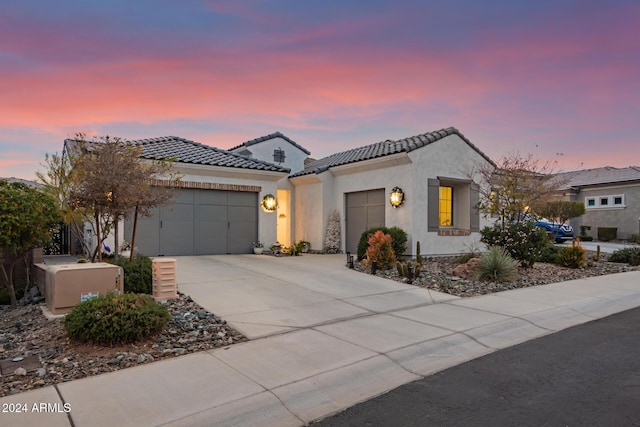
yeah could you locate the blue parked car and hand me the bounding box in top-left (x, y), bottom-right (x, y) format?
top-left (534, 218), bottom-right (574, 243)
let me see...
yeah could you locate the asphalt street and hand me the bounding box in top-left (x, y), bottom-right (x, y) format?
top-left (317, 306), bottom-right (640, 427)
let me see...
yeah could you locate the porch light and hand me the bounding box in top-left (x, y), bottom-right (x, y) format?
top-left (261, 194), bottom-right (277, 212)
top-left (389, 187), bottom-right (405, 208)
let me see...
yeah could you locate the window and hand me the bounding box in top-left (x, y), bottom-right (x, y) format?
top-left (273, 148), bottom-right (286, 163)
top-left (585, 194), bottom-right (625, 209)
top-left (439, 186), bottom-right (453, 226)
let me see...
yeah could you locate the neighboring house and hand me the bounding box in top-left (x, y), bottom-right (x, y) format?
top-left (65, 127), bottom-right (496, 257)
top-left (555, 166), bottom-right (640, 240)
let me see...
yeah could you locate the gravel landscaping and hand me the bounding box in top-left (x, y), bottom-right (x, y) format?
top-left (1, 252), bottom-right (638, 398)
top-left (0, 293), bottom-right (246, 397)
top-left (354, 252), bottom-right (640, 297)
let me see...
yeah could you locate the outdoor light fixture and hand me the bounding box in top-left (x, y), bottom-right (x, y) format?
top-left (389, 187), bottom-right (405, 208)
top-left (261, 194), bottom-right (277, 212)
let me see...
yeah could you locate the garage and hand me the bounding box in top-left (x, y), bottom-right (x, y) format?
top-left (126, 188), bottom-right (258, 256)
top-left (345, 189), bottom-right (386, 254)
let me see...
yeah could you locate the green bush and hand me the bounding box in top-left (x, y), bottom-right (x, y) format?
top-left (357, 226), bottom-right (407, 260)
top-left (557, 241), bottom-right (586, 268)
top-left (480, 221), bottom-right (548, 268)
top-left (64, 293), bottom-right (170, 345)
top-left (597, 227), bottom-right (617, 242)
top-left (538, 243), bottom-right (562, 264)
top-left (608, 247), bottom-right (640, 265)
top-left (116, 255), bottom-right (153, 294)
top-left (474, 246), bottom-right (518, 283)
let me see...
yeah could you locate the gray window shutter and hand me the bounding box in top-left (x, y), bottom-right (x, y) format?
top-left (428, 179), bottom-right (440, 232)
top-left (470, 183), bottom-right (480, 232)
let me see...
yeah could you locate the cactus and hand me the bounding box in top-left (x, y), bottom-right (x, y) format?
top-left (397, 261), bottom-right (421, 278)
top-left (416, 241), bottom-right (422, 265)
top-left (596, 245), bottom-right (601, 261)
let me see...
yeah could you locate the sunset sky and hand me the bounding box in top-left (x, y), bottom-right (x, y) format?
top-left (2, 0), bottom-right (639, 180)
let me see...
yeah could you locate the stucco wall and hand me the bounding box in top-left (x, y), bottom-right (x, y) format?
top-left (573, 184), bottom-right (640, 240)
top-left (290, 134), bottom-right (494, 256)
top-left (234, 137), bottom-right (308, 174)
top-left (407, 134), bottom-right (493, 255)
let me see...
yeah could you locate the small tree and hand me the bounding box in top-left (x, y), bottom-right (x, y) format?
top-left (0, 181), bottom-right (60, 307)
top-left (324, 209), bottom-right (341, 253)
top-left (472, 151), bottom-right (568, 227)
top-left (40, 134), bottom-right (180, 262)
top-left (538, 200), bottom-right (585, 228)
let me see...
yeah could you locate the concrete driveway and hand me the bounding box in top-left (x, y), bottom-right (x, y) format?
top-left (176, 254), bottom-right (456, 339)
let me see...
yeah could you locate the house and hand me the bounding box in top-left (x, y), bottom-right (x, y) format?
top-left (70, 127), bottom-right (496, 257)
top-left (555, 166), bottom-right (640, 240)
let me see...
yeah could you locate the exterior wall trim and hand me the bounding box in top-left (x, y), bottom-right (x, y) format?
top-left (152, 179), bottom-right (261, 192)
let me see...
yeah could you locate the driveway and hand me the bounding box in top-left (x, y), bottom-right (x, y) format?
top-left (175, 254), bottom-right (456, 339)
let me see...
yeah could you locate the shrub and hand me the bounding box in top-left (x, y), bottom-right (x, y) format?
top-left (357, 226), bottom-right (407, 260)
top-left (364, 230), bottom-right (396, 270)
top-left (480, 221), bottom-right (548, 268)
top-left (64, 293), bottom-right (170, 345)
top-left (597, 227), bottom-right (617, 242)
top-left (116, 255), bottom-right (153, 294)
top-left (608, 247), bottom-right (640, 265)
top-left (474, 246), bottom-right (518, 283)
top-left (538, 243), bottom-right (562, 264)
top-left (557, 240), bottom-right (586, 268)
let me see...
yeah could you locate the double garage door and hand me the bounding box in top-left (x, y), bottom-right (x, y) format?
top-left (125, 189), bottom-right (258, 256)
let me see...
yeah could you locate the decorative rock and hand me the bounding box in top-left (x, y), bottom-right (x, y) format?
top-left (37, 368), bottom-right (46, 377)
top-left (14, 367), bottom-right (27, 376)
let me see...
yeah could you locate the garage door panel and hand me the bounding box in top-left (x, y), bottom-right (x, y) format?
top-left (161, 204), bottom-right (195, 256)
top-left (198, 190), bottom-right (228, 205)
top-left (125, 189), bottom-right (258, 256)
top-left (125, 207), bottom-right (160, 257)
top-left (229, 192), bottom-right (257, 207)
top-left (346, 189), bottom-right (386, 255)
top-left (196, 204), bottom-right (228, 254)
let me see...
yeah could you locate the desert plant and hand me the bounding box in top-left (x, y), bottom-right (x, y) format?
top-left (557, 240), bottom-right (587, 268)
top-left (324, 209), bottom-right (341, 253)
top-left (416, 241), bottom-right (423, 265)
top-left (396, 261), bottom-right (422, 279)
top-left (480, 221), bottom-right (548, 268)
top-left (116, 255), bottom-right (152, 294)
top-left (608, 247), bottom-right (640, 265)
top-left (474, 246), bottom-right (518, 283)
top-left (364, 231), bottom-right (396, 270)
top-left (538, 243), bottom-right (561, 264)
top-left (357, 226), bottom-right (407, 260)
top-left (64, 293), bottom-right (170, 345)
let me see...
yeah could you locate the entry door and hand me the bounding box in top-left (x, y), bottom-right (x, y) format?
top-left (345, 189), bottom-right (385, 254)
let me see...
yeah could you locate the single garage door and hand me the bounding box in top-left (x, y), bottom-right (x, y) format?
top-left (125, 189), bottom-right (258, 256)
top-left (345, 189), bottom-right (385, 254)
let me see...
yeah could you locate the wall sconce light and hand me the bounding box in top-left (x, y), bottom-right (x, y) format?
top-left (261, 194), bottom-right (277, 212)
top-left (389, 187), bottom-right (405, 208)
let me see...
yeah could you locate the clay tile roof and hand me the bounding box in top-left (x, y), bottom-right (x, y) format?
top-left (64, 136), bottom-right (290, 173)
top-left (290, 127), bottom-right (494, 177)
top-left (555, 166), bottom-right (640, 189)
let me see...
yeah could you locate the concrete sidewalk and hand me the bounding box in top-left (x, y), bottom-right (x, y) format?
top-left (2, 255), bottom-right (639, 426)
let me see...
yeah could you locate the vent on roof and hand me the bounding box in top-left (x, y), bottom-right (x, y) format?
top-left (273, 148), bottom-right (286, 163)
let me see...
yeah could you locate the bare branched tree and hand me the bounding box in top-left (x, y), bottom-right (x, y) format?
top-left (471, 151), bottom-right (570, 227)
top-left (39, 134), bottom-right (180, 262)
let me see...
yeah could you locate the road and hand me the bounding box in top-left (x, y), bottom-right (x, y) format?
top-left (317, 307), bottom-right (640, 426)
